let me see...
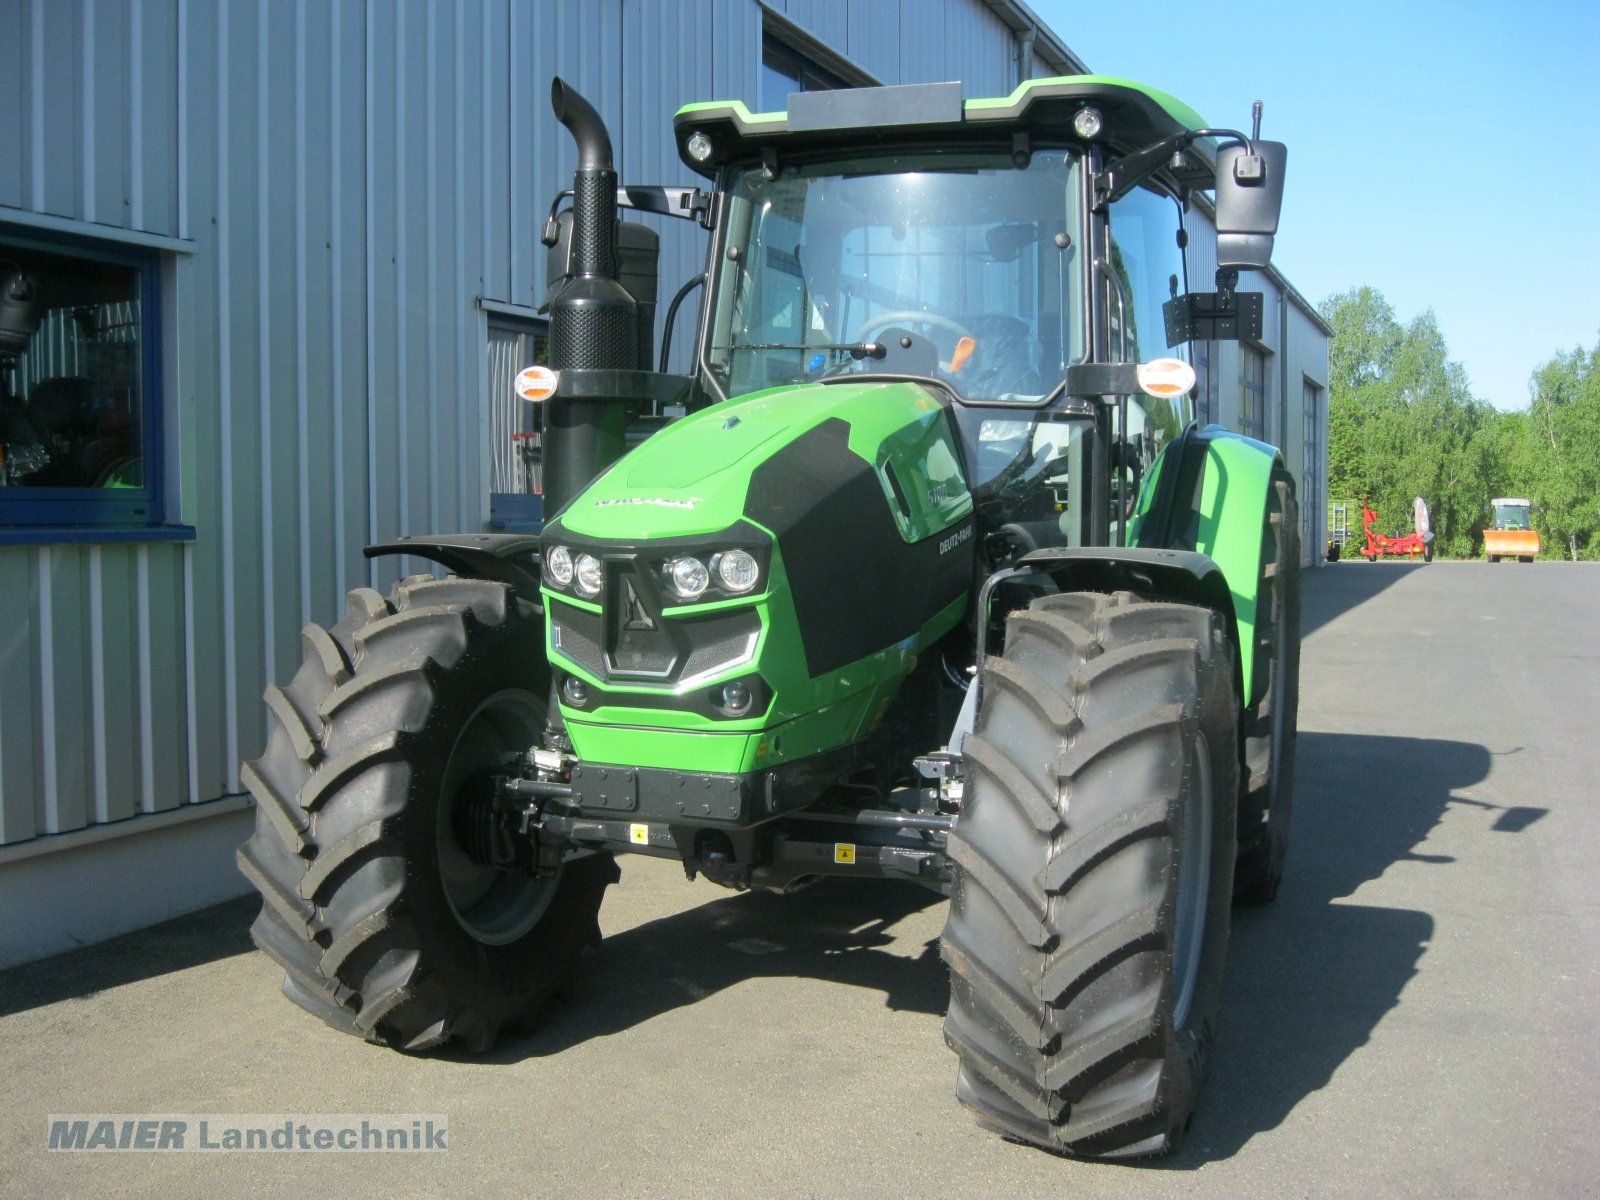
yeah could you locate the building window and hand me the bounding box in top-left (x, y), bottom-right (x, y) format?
top-left (1193, 340), bottom-right (1219, 425)
top-left (486, 317), bottom-right (548, 532)
top-left (1239, 344), bottom-right (1267, 441)
top-left (1, 229), bottom-right (163, 531)
top-left (1303, 378), bottom-right (1323, 557)
top-left (761, 34), bottom-right (851, 111)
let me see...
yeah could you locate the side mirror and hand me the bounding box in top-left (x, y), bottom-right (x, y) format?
top-left (1215, 140), bottom-right (1287, 271)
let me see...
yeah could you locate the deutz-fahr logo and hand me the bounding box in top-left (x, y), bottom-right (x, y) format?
top-left (938, 524), bottom-right (974, 555)
top-left (593, 497), bottom-right (699, 509)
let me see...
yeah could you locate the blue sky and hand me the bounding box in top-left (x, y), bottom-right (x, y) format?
top-left (1031, 0), bottom-right (1600, 410)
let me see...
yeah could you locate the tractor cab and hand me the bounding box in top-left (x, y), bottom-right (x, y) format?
top-left (1491, 498), bottom-right (1532, 530)
top-left (672, 77), bottom-right (1275, 559)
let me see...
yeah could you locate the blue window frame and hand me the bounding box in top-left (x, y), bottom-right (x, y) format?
top-left (1, 226), bottom-right (167, 536)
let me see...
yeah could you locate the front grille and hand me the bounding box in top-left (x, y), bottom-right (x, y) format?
top-left (550, 587), bottom-right (761, 688)
top-left (679, 609), bottom-right (762, 681)
top-left (550, 600), bottom-right (606, 679)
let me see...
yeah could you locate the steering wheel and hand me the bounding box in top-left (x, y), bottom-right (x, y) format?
top-left (853, 310), bottom-right (975, 347)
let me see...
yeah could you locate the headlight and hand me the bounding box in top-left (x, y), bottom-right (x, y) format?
top-left (574, 553), bottom-right (603, 598)
top-left (546, 545), bottom-right (574, 587)
top-left (714, 549), bottom-right (760, 593)
top-left (667, 556), bottom-right (710, 600)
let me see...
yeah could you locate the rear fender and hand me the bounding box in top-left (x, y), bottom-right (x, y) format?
top-left (1126, 424), bottom-right (1285, 706)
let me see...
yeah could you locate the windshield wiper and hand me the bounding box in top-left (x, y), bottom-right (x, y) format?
top-left (717, 341), bottom-right (887, 360)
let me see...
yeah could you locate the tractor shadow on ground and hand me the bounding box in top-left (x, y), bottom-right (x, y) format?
top-left (1167, 728), bottom-right (1541, 1165)
top-left (0, 895), bottom-right (258, 1018)
top-left (1301, 559), bottom-right (1431, 639)
top-left (472, 875), bottom-right (951, 1064)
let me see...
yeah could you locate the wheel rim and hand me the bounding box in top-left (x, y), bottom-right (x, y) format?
top-left (435, 689), bottom-right (556, 945)
top-left (1171, 747), bottom-right (1213, 1030)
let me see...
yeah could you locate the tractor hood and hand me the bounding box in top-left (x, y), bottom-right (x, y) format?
top-left (554, 379), bottom-right (971, 543)
top-left (537, 377), bottom-right (977, 777)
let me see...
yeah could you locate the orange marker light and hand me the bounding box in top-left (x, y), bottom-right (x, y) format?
top-left (1135, 357), bottom-right (1196, 399)
top-left (515, 364), bottom-right (560, 402)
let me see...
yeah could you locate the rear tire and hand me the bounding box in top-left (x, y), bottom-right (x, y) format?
top-left (1487, 554), bottom-right (1500, 563)
top-left (1235, 473), bottom-right (1301, 903)
top-left (237, 575), bottom-right (618, 1052)
top-left (941, 591), bottom-right (1239, 1158)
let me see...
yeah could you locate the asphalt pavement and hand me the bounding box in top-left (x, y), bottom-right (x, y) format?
top-left (3, 559), bottom-right (1597, 1199)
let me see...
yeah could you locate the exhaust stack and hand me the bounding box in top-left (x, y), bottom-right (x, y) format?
top-left (543, 78), bottom-right (637, 518)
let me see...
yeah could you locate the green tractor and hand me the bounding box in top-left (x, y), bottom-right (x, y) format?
top-left (239, 73), bottom-right (1298, 1159)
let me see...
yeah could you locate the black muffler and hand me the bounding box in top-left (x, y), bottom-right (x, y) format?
top-left (543, 78), bottom-right (638, 517)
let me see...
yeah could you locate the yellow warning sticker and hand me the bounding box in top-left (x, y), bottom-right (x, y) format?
top-left (630, 824), bottom-right (650, 845)
top-left (834, 843), bottom-right (856, 864)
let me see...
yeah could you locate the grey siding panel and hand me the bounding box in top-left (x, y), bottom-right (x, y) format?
top-left (479, 0), bottom-right (512, 309)
top-left (332, 0), bottom-right (372, 602)
top-left (0, 3), bottom-right (25, 209)
top-left (180, 0), bottom-right (234, 804)
top-left (142, 545), bottom-right (191, 811)
top-left (130, 0), bottom-right (181, 234)
top-left (930, 4), bottom-right (1014, 93)
top-left (7, 0), bottom-right (181, 234)
top-left (846, 3), bottom-right (902, 84)
top-left (0, 552), bottom-right (43, 845)
top-left (776, 0), bottom-right (848, 55)
top-left (36, 0), bottom-right (84, 218)
top-left (40, 546), bottom-right (92, 835)
top-left (89, 544), bottom-right (141, 826)
top-left (86, 0), bottom-right (129, 227)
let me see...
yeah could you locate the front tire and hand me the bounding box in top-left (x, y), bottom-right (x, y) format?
top-left (941, 591), bottom-right (1240, 1158)
top-left (237, 575), bottom-right (618, 1052)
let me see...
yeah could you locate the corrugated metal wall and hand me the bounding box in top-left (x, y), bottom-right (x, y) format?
top-left (0, 0), bottom-right (1028, 848)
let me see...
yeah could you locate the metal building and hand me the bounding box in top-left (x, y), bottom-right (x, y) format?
top-left (0, 0), bottom-right (1328, 967)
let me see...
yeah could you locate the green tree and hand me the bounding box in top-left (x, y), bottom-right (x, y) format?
top-left (1321, 289), bottom-right (1493, 557)
top-left (1525, 343), bottom-right (1600, 559)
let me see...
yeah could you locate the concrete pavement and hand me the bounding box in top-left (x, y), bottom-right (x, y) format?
top-left (3, 560), bottom-right (1597, 1199)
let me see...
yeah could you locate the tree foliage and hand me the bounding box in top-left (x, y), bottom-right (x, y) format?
top-left (1320, 287), bottom-right (1600, 560)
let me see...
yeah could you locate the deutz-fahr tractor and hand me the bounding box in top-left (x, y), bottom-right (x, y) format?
top-left (239, 73), bottom-right (1298, 1159)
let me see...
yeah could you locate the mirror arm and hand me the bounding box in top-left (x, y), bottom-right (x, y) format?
top-left (1093, 127), bottom-right (1250, 210)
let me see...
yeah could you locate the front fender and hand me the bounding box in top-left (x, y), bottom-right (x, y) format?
top-left (1127, 423), bottom-right (1284, 706)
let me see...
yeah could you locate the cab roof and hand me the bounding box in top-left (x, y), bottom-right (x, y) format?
top-left (673, 74), bottom-right (1214, 184)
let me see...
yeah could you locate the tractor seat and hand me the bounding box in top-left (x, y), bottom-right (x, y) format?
top-left (957, 314), bottom-right (1042, 398)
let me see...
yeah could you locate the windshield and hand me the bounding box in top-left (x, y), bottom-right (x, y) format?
top-left (1494, 503), bottom-right (1530, 530)
top-left (704, 149), bottom-right (1083, 403)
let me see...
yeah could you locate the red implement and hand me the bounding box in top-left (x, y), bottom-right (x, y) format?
top-left (1360, 498), bottom-right (1432, 562)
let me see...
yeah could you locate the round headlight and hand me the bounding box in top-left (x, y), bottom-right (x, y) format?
top-left (715, 549), bottom-right (759, 593)
top-left (574, 553), bottom-right (603, 598)
top-left (1072, 106), bottom-right (1103, 139)
top-left (668, 556), bottom-right (710, 599)
top-left (686, 131), bottom-right (714, 163)
top-left (546, 545), bottom-right (574, 587)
